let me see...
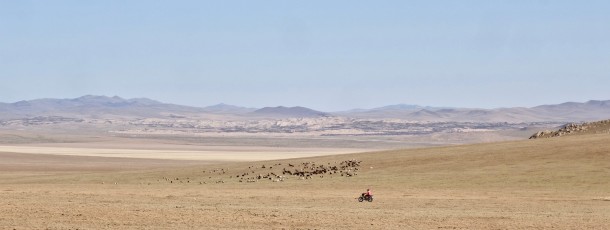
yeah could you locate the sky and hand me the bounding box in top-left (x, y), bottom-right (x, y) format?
top-left (1, 1), bottom-right (609, 111)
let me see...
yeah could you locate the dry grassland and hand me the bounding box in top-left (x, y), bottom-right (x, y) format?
top-left (0, 145), bottom-right (363, 162)
top-left (1, 134), bottom-right (609, 229)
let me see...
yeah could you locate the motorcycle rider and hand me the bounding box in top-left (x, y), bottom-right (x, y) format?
top-left (362, 188), bottom-right (372, 198)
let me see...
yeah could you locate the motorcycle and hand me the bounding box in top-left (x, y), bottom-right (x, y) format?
top-left (358, 193), bottom-right (373, 202)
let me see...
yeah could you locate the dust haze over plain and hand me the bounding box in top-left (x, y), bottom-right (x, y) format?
top-left (1, 1), bottom-right (610, 111)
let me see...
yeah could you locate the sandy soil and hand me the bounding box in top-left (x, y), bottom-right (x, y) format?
top-left (0, 145), bottom-right (364, 161)
top-left (1, 134), bottom-right (609, 229)
top-left (1, 184), bottom-right (607, 229)
top-left (0, 151), bottom-right (209, 172)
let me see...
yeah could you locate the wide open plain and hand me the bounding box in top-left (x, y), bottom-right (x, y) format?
top-left (1, 133), bottom-right (609, 229)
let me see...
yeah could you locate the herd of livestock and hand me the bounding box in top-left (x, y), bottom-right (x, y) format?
top-left (158, 159), bottom-right (363, 185)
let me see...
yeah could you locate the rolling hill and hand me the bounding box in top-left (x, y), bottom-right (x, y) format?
top-left (1, 124), bottom-right (608, 229)
top-left (0, 95), bottom-right (257, 120)
top-left (0, 95), bottom-right (207, 119)
top-left (202, 103), bottom-right (257, 114)
top-left (340, 100), bottom-right (610, 122)
top-left (251, 106), bottom-right (330, 118)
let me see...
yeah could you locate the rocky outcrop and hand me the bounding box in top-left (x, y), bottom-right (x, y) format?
top-left (530, 119), bottom-right (610, 139)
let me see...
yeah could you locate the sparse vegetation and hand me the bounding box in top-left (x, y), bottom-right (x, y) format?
top-left (1, 131), bottom-right (609, 229)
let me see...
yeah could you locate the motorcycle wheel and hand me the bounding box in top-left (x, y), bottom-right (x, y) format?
top-left (358, 197), bottom-right (364, 202)
top-left (368, 197), bottom-right (373, 202)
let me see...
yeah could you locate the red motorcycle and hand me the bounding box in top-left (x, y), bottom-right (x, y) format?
top-left (358, 193), bottom-right (373, 202)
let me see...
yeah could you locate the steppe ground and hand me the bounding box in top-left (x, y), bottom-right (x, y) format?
top-left (0, 133), bottom-right (609, 229)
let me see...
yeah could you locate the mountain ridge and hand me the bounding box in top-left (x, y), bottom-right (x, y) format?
top-left (343, 100), bottom-right (610, 122)
top-left (1, 96), bottom-right (609, 122)
top-left (251, 106), bottom-right (330, 118)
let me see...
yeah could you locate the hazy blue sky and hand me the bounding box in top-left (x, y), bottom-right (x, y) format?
top-left (1, 1), bottom-right (609, 111)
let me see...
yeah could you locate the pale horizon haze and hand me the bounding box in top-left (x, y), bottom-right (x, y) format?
top-left (1, 1), bottom-right (609, 111)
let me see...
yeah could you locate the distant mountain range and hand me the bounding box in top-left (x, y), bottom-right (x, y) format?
top-left (341, 101), bottom-right (610, 122)
top-left (1, 95), bottom-right (609, 122)
top-left (252, 106), bottom-right (330, 118)
top-left (201, 103), bottom-right (257, 114)
top-left (0, 95), bottom-right (208, 119)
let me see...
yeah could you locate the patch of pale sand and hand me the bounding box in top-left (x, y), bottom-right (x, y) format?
top-left (0, 145), bottom-right (365, 161)
top-left (17, 141), bottom-right (373, 152)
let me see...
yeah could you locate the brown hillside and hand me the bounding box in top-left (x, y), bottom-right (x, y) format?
top-left (1, 132), bottom-right (609, 229)
top-left (530, 119), bottom-right (610, 139)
